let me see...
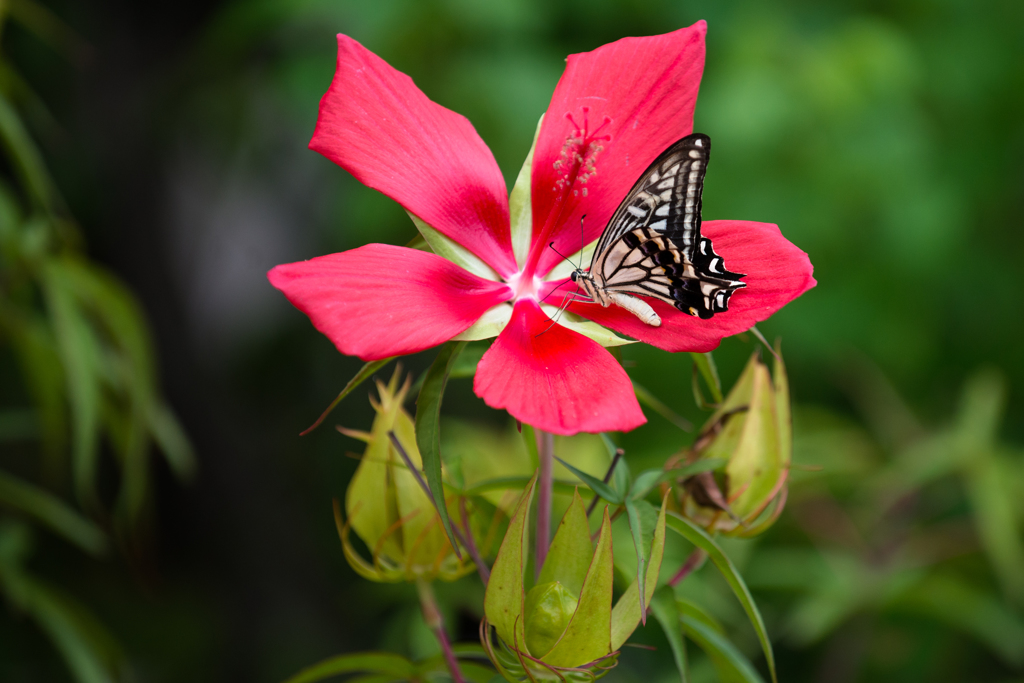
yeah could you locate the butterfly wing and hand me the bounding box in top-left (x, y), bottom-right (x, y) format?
top-left (590, 133), bottom-right (746, 319)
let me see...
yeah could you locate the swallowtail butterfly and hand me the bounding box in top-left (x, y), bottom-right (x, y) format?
top-left (568, 133), bottom-right (745, 327)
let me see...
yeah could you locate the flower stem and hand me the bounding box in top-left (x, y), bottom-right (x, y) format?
top-left (668, 548), bottom-right (707, 588)
top-left (535, 429), bottom-right (555, 579)
top-left (416, 579), bottom-right (465, 683)
top-left (459, 497), bottom-right (490, 586)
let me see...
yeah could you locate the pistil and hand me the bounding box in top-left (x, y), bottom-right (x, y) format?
top-left (522, 107), bottom-right (612, 278)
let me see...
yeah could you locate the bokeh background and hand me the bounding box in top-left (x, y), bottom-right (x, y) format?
top-left (2, 0), bottom-right (1023, 682)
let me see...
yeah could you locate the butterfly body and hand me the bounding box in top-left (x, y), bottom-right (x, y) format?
top-left (568, 133), bottom-right (745, 325)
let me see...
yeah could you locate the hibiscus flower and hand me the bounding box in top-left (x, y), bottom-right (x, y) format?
top-left (268, 21), bottom-right (815, 436)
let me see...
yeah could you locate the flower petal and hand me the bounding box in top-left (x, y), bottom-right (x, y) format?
top-left (565, 221), bottom-right (816, 352)
top-left (269, 244), bottom-right (512, 360)
top-left (311, 35), bottom-right (517, 277)
top-left (529, 22), bottom-right (708, 277)
top-left (474, 300), bottom-right (646, 435)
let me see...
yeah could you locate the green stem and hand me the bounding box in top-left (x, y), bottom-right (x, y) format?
top-left (535, 429), bottom-right (554, 580)
top-left (416, 579), bottom-right (464, 683)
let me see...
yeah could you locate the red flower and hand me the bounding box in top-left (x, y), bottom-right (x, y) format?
top-left (268, 22), bottom-right (815, 435)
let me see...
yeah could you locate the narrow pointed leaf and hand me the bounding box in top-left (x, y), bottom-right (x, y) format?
top-left (631, 460), bottom-right (727, 501)
top-left (683, 616), bottom-right (765, 683)
top-left (611, 495), bottom-right (668, 649)
top-left (461, 476), bottom-right (580, 498)
top-left (624, 498), bottom-right (658, 620)
top-left (485, 472), bottom-right (537, 649)
top-left (282, 652), bottom-right (417, 683)
top-left (634, 382), bottom-right (692, 431)
top-left (538, 489), bottom-right (592, 596)
top-left (301, 357), bottom-right (396, 435)
top-left (690, 352), bottom-right (723, 404)
top-left (630, 470), bottom-right (664, 501)
top-left (666, 512), bottom-right (776, 683)
top-left (42, 263), bottom-right (102, 511)
top-left (415, 341), bottom-right (467, 552)
top-left (543, 509), bottom-right (614, 667)
top-left (554, 456), bottom-right (622, 505)
top-left (651, 586), bottom-right (688, 683)
top-left (0, 471), bottom-right (106, 556)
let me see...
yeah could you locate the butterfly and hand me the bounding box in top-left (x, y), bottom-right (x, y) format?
top-left (567, 133), bottom-right (746, 327)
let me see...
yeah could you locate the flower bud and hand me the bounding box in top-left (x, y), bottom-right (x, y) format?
top-left (668, 349), bottom-right (791, 536)
top-left (482, 476), bottom-right (667, 680)
top-left (524, 581), bottom-right (579, 657)
top-left (336, 369), bottom-right (473, 582)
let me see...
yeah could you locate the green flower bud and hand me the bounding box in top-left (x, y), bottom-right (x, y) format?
top-left (668, 349), bottom-right (791, 536)
top-left (336, 369), bottom-right (474, 582)
top-left (482, 477), bottom-right (667, 681)
top-left (524, 581), bottom-right (579, 657)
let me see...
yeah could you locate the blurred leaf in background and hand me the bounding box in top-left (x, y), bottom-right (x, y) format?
top-left (0, 2), bottom-right (194, 680)
top-left (1, 0), bottom-right (1022, 681)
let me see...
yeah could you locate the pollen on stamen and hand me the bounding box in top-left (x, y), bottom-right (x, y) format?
top-left (552, 109), bottom-right (613, 194)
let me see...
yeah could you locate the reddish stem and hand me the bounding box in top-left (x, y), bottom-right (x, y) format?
top-left (535, 429), bottom-right (555, 579)
top-left (668, 548), bottom-right (707, 588)
top-left (416, 579), bottom-right (465, 683)
top-left (459, 497), bottom-right (490, 586)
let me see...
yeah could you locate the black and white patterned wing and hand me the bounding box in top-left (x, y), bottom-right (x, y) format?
top-left (589, 133), bottom-right (746, 319)
top-left (592, 133), bottom-right (710, 261)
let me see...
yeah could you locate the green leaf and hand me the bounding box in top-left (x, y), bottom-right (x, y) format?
top-left (281, 652), bottom-right (417, 683)
top-left (966, 452), bottom-right (1024, 604)
top-left (630, 469), bottom-right (664, 501)
top-left (448, 343), bottom-right (488, 379)
top-left (538, 489), bottom-right (592, 596)
top-left (2, 310), bottom-right (67, 475)
top-left (147, 400), bottom-right (197, 481)
top-left (890, 572), bottom-right (1024, 666)
top-left (42, 262), bottom-right (102, 511)
top-left (484, 472), bottom-right (537, 650)
top-left (612, 450), bottom-right (632, 498)
top-left (610, 495), bottom-right (667, 649)
top-left (624, 498), bottom-right (659, 620)
top-left (301, 357), bottom-right (397, 436)
top-left (634, 382), bottom-right (692, 432)
top-left (544, 508), bottom-right (614, 667)
top-left (683, 616), bottom-right (765, 683)
top-left (461, 476), bottom-right (579, 498)
top-left (691, 352), bottom-right (723, 405)
top-left (0, 564), bottom-right (122, 683)
top-left (666, 512), bottom-right (776, 683)
top-left (417, 654), bottom-right (495, 683)
top-left (6, 0), bottom-right (91, 63)
top-left (676, 597), bottom-right (725, 635)
top-left (522, 424), bottom-right (540, 470)
top-left (415, 341), bottom-right (467, 552)
top-left (0, 470), bottom-right (106, 556)
top-left (630, 460), bottom-right (727, 501)
top-left (651, 586), bottom-right (688, 683)
top-left (0, 89), bottom-right (61, 213)
top-left (554, 456), bottom-right (622, 505)
top-left (58, 259), bottom-right (156, 525)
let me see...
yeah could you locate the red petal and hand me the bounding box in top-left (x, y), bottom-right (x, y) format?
top-left (311, 35), bottom-right (516, 277)
top-left (528, 22), bottom-right (707, 277)
top-left (565, 221), bottom-right (816, 352)
top-left (268, 244), bottom-right (512, 361)
top-left (474, 300), bottom-right (646, 435)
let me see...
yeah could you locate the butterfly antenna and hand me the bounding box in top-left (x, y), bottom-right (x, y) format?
top-left (547, 241), bottom-right (579, 270)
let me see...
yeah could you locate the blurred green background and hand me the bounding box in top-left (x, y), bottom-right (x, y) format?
top-left (1, 0), bottom-right (1023, 681)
